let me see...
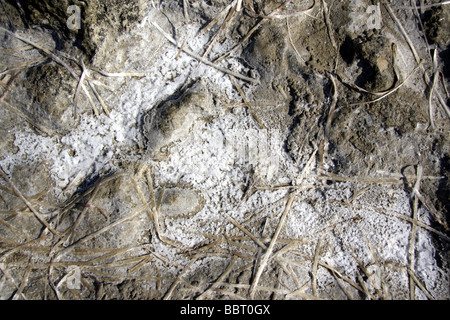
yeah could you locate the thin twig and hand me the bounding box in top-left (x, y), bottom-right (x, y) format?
top-left (286, 17), bottom-right (305, 63)
top-left (394, 1), bottom-right (450, 9)
top-left (151, 22), bottom-right (258, 84)
top-left (0, 166), bottom-right (59, 236)
top-left (183, 0), bottom-right (191, 22)
top-left (12, 259), bottom-right (33, 300)
top-left (249, 145), bottom-right (317, 299)
top-left (383, 1), bottom-right (449, 118)
top-left (407, 268), bottom-right (435, 300)
top-left (321, 0), bottom-right (337, 50)
top-left (409, 165), bottom-right (422, 299)
top-left (223, 213), bottom-right (267, 250)
top-left (311, 235), bottom-right (324, 297)
top-left (249, 192), bottom-right (297, 299)
top-left (428, 49), bottom-right (439, 129)
top-left (196, 258), bottom-right (237, 300)
top-left (214, 0), bottom-right (293, 62)
top-left (348, 60), bottom-right (424, 106)
top-left (164, 254), bottom-right (201, 300)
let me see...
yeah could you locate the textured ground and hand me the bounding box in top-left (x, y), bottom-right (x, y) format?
top-left (0, 0), bottom-right (449, 300)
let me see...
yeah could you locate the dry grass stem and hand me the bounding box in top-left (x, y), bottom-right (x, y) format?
top-left (395, 2), bottom-right (450, 10)
top-left (383, 0), bottom-right (449, 118)
top-left (249, 191), bottom-right (297, 299)
top-left (311, 235), bottom-right (323, 297)
top-left (370, 205), bottom-right (450, 242)
top-left (428, 49), bottom-right (439, 129)
top-left (221, 101), bottom-right (284, 108)
top-left (0, 27), bottom-right (79, 79)
top-left (0, 216), bottom-right (31, 241)
top-left (163, 254), bottom-right (202, 300)
top-left (58, 204), bottom-right (148, 257)
top-left (223, 213), bottom-right (267, 250)
top-left (175, 29), bottom-right (194, 61)
top-left (383, 1), bottom-right (421, 64)
top-left (0, 27), bottom-right (135, 118)
top-left (1, 99), bottom-right (55, 135)
top-left (199, 1), bottom-right (236, 35)
top-left (12, 259), bottom-right (33, 300)
top-left (89, 68), bottom-right (145, 79)
top-left (0, 166), bottom-right (58, 236)
top-left (214, 1), bottom-right (291, 62)
top-left (255, 0), bottom-right (316, 19)
top-left (201, 4), bottom-right (237, 61)
top-left (408, 165), bottom-right (422, 299)
top-left (356, 272), bottom-right (372, 300)
top-left (183, 0), bottom-right (191, 22)
top-left (196, 257), bottom-right (237, 300)
top-left (88, 80), bottom-right (110, 117)
top-left (348, 186), bottom-right (372, 203)
top-left (151, 21), bottom-right (258, 84)
top-left (321, 0), bottom-right (337, 50)
top-left (407, 268), bottom-right (435, 300)
top-left (310, 172), bottom-right (442, 184)
top-left (348, 60), bottom-right (424, 106)
top-left (0, 263), bottom-right (28, 300)
top-left (286, 17), bottom-right (305, 63)
top-left (332, 269), bottom-right (356, 300)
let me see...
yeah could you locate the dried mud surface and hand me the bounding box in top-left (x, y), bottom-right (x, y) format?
top-left (0, 0), bottom-right (449, 300)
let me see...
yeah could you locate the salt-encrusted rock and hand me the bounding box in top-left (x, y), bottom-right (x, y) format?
top-left (143, 81), bottom-right (214, 152)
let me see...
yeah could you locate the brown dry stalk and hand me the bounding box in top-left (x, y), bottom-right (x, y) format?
top-left (332, 269), bottom-right (356, 300)
top-left (12, 259), bottom-right (33, 300)
top-left (223, 213), bottom-right (268, 250)
top-left (1, 99), bottom-right (55, 135)
top-left (383, 1), bottom-right (450, 118)
top-left (370, 205), bottom-right (450, 242)
top-left (408, 165), bottom-right (422, 299)
top-left (407, 268), bottom-right (435, 300)
top-left (0, 166), bottom-right (59, 236)
top-left (248, 146), bottom-right (318, 298)
top-left (221, 100), bottom-right (284, 108)
top-left (200, 1), bottom-right (236, 35)
top-left (201, 4), bottom-right (237, 60)
top-left (163, 254), bottom-right (203, 300)
top-left (57, 204), bottom-right (148, 257)
top-left (0, 72), bottom-right (20, 103)
top-left (56, 181), bottom-right (102, 248)
top-left (0, 27), bottom-right (78, 79)
top-left (311, 235), bottom-right (324, 297)
top-left (0, 216), bottom-right (31, 241)
top-left (196, 257), bottom-right (237, 300)
top-left (249, 191), bottom-right (297, 299)
top-left (321, 0), bottom-right (337, 50)
top-left (152, 22), bottom-right (258, 84)
top-left (0, 264), bottom-right (28, 299)
top-left (428, 49), bottom-right (439, 129)
top-left (214, 0), bottom-right (293, 62)
top-left (348, 60), bottom-right (424, 106)
top-left (286, 17), bottom-right (305, 62)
